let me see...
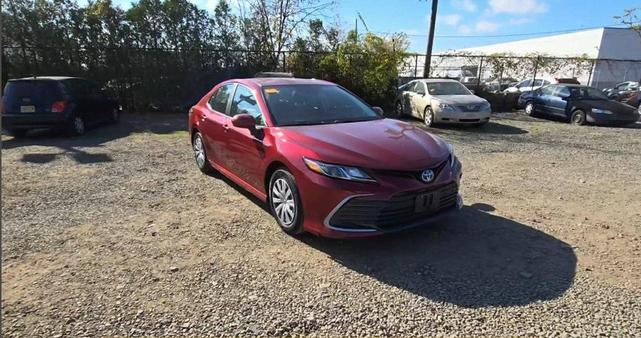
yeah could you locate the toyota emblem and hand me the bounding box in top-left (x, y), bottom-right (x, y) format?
top-left (420, 169), bottom-right (434, 183)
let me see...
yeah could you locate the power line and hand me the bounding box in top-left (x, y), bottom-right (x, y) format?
top-left (379, 23), bottom-right (628, 39)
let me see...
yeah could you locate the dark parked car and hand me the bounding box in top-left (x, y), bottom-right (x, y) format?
top-left (602, 81), bottom-right (639, 101)
top-left (189, 77), bottom-right (462, 238)
top-left (1, 76), bottom-right (120, 137)
top-left (519, 84), bottom-right (640, 126)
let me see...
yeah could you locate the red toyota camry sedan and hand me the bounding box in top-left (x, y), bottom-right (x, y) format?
top-left (188, 77), bottom-right (463, 238)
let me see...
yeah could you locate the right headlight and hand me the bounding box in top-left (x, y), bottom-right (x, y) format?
top-left (592, 108), bottom-right (613, 115)
top-left (303, 158), bottom-right (375, 182)
top-left (438, 102), bottom-right (455, 112)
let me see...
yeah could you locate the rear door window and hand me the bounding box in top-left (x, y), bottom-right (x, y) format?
top-left (208, 84), bottom-right (235, 114)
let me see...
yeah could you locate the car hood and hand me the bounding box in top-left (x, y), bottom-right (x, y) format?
top-left (280, 119), bottom-right (449, 170)
top-left (431, 95), bottom-right (486, 105)
top-left (585, 99), bottom-right (637, 114)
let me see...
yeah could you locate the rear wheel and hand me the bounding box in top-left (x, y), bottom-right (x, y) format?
top-left (269, 169), bottom-right (304, 235)
top-left (192, 132), bottom-right (215, 174)
top-left (423, 107), bottom-right (435, 127)
top-left (570, 109), bottom-right (587, 126)
top-left (110, 108), bottom-right (120, 123)
top-left (70, 116), bottom-right (86, 135)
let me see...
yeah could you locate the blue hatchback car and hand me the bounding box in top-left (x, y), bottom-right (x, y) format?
top-left (518, 84), bottom-right (640, 126)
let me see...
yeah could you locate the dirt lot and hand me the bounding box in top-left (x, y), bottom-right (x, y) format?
top-left (2, 112), bottom-right (641, 337)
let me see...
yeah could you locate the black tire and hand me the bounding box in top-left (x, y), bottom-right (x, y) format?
top-left (6, 129), bottom-right (28, 138)
top-left (110, 107), bottom-right (120, 123)
top-left (268, 168), bottom-right (304, 235)
top-left (192, 132), bottom-right (215, 174)
top-left (423, 106), bottom-right (435, 127)
top-left (524, 101), bottom-right (536, 116)
top-left (570, 109), bottom-right (587, 126)
top-left (69, 116), bottom-right (86, 136)
top-left (394, 101), bottom-right (404, 118)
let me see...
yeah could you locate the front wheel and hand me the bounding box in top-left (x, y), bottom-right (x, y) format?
top-left (394, 101), bottom-right (404, 118)
top-left (269, 169), bottom-right (304, 235)
top-left (524, 101), bottom-right (536, 116)
top-left (570, 109), bottom-right (587, 126)
top-left (424, 107), bottom-right (435, 127)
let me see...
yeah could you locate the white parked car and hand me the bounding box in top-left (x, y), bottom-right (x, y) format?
top-left (394, 79), bottom-right (492, 127)
top-left (503, 78), bottom-right (552, 94)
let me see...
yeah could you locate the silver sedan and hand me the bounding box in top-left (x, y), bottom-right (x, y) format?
top-left (395, 79), bottom-right (492, 127)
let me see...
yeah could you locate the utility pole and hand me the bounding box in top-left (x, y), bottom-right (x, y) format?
top-left (355, 17), bottom-right (358, 39)
top-left (423, 0), bottom-right (438, 78)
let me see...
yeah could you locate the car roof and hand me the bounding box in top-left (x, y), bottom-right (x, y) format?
top-left (414, 78), bottom-right (461, 83)
top-left (11, 76), bottom-right (85, 81)
top-left (231, 77), bottom-right (335, 88)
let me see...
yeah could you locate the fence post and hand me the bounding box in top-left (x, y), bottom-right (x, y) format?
top-left (282, 51), bottom-right (287, 72)
top-left (532, 56), bottom-right (539, 89)
top-left (414, 54), bottom-right (418, 78)
top-left (476, 56), bottom-right (484, 88)
top-left (587, 59), bottom-right (596, 86)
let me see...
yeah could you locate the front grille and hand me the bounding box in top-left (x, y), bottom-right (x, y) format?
top-left (459, 118), bottom-right (481, 122)
top-left (456, 104), bottom-right (482, 112)
top-left (329, 182), bottom-right (459, 231)
top-left (370, 157), bottom-right (449, 181)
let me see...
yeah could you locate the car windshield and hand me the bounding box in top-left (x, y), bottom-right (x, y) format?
top-left (425, 82), bottom-right (471, 95)
top-left (571, 87), bottom-right (609, 100)
top-left (261, 84), bottom-right (381, 126)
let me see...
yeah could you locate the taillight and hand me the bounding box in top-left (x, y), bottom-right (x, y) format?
top-left (51, 101), bottom-right (67, 113)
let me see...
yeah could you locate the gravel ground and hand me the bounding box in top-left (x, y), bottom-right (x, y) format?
top-left (2, 112), bottom-right (641, 337)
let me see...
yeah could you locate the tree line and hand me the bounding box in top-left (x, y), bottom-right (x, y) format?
top-left (1, 0), bottom-right (408, 111)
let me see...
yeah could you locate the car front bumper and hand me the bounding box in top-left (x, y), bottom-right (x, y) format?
top-left (586, 111), bottom-right (640, 125)
top-left (295, 160), bottom-right (463, 238)
top-left (435, 110), bottom-right (491, 124)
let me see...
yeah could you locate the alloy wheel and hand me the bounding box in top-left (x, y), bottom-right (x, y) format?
top-left (271, 178), bottom-right (296, 227)
top-left (424, 108), bottom-right (434, 127)
top-left (525, 102), bottom-right (534, 116)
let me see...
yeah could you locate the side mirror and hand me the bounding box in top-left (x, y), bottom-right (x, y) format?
top-left (231, 113), bottom-right (256, 129)
top-left (416, 90), bottom-right (426, 96)
top-left (372, 106), bottom-right (384, 116)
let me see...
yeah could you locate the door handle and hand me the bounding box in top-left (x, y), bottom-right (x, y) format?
top-left (223, 124), bottom-right (230, 132)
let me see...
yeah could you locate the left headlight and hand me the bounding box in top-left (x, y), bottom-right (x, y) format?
top-left (592, 108), bottom-right (613, 115)
top-left (481, 101), bottom-right (491, 110)
top-left (303, 158), bottom-right (375, 182)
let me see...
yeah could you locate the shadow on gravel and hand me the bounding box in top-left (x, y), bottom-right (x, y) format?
top-left (302, 206), bottom-right (577, 308)
top-left (1, 113), bottom-right (187, 164)
top-left (395, 116), bottom-right (528, 136)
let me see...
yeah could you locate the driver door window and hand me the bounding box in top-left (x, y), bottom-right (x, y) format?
top-left (229, 85), bottom-right (265, 126)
